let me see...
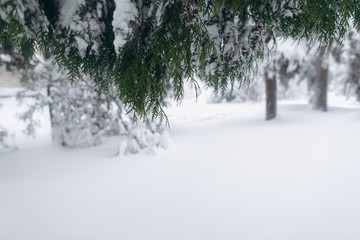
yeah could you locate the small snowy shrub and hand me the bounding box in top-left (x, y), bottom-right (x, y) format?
top-left (18, 59), bottom-right (169, 154)
top-left (0, 123), bottom-right (15, 151)
top-left (0, 125), bottom-right (8, 149)
top-left (208, 80), bottom-right (264, 103)
top-left (0, 103), bottom-right (8, 149)
top-left (343, 29), bottom-right (360, 101)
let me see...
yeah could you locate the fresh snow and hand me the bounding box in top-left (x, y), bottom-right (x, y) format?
top-left (1, 87), bottom-right (360, 240)
top-left (112, 0), bottom-right (138, 51)
top-left (58, 0), bottom-right (85, 27)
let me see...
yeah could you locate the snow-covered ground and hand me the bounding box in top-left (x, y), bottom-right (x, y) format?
top-left (1, 87), bottom-right (360, 240)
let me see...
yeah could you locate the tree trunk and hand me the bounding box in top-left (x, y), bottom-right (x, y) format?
top-left (47, 85), bottom-right (55, 139)
top-left (313, 52), bottom-right (329, 112)
top-left (265, 69), bottom-right (277, 120)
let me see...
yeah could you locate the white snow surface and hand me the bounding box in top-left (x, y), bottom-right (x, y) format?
top-left (112, 0), bottom-right (137, 51)
top-left (1, 87), bottom-right (360, 240)
top-left (58, 0), bottom-right (85, 27)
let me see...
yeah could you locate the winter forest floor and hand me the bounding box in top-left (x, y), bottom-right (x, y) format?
top-left (1, 87), bottom-right (360, 240)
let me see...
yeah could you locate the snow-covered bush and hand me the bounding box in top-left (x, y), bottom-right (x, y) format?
top-left (0, 108), bottom-right (15, 151)
top-left (18, 59), bottom-right (169, 154)
top-left (208, 80), bottom-right (264, 103)
top-left (0, 124), bottom-right (8, 149)
top-left (343, 29), bottom-right (360, 101)
top-left (300, 28), bottom-right (360, 103)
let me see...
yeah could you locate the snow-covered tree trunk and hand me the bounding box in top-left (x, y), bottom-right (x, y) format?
top-left (313, 51), bottom-right (329, 112)
top-left (265, 65), bottom-right (277, 121)
top-left (46, 84), bottom-right (55, 139)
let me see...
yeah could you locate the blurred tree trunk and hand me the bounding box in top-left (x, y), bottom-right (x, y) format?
top-left (264, 30), bottom-right (277, 121)
top-left (47, 85), bottom-right (55, 139)
top-left (313, 50), bottom-right (329, 112)
top-left (265, 65), bottom-right (277, 121)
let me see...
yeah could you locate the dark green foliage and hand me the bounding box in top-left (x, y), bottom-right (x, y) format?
top-left (1, 0), bottom-right (359, 122)
top-left (0, 2), bottom-right (33, 68)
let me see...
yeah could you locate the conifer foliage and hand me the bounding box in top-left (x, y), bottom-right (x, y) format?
top-left (1, 0), bottom-right (359, 121)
